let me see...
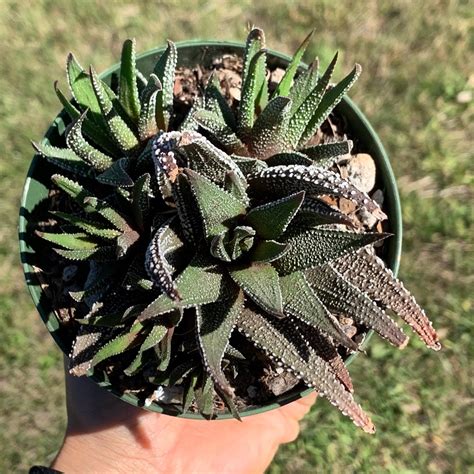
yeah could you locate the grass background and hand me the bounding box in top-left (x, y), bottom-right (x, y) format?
top-left (0, 0), bottom-right (472, 472)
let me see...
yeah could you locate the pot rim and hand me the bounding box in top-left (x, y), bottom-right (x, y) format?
top-left (19, 39), bottom-right (402, 419)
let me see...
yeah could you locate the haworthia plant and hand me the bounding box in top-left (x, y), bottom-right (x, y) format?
top-left (34, 27), bottom-right (440, 432)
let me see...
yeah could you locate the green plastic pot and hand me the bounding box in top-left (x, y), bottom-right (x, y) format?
top-left (19, 40), bottom-right (402, 419)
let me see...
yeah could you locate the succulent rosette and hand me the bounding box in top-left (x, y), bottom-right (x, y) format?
top-left (32, 28), bottom-right (440, 432)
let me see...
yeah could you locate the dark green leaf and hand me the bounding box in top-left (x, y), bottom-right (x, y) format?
top-left (249, 96), bottom-right (292, 159)
top-left (275, 227), bottom-right (388, 274)
top-left (37, 231), bottom-right (97, 250)
top-left (145, 218), bottom-right (185, 299)
top-left (32, 141), bottom-right (92, 177)
top-left (279, 271), bottom-right (358, 350)
top-left (273, 29), bottom-right (314, 97)
top-left (300, 140), bottom-right (353, 167)
top-left (139, 256), bottom-right (229, 321)
top-left (90, 66), bottom-right (139, 153)
top-left (91, 321), bottom-right (143, 368)
top-left (53, 211), bottom-right (121, 239)
top-left (119, 38), bottom-right (141, 123)
top-left (306, 265), bottom-right (409, 348)
top-left (299, 64), bottom-right (362, 146)
top-left (288, 52), bottom-right (338, 146)
top-left (66, 111), bottom-right (113, 171)
top-left (55, 246), bottom-right (116, 261)
top-left (197, 288), bottom-right (244, 396)
top-left (138, 74), bottom-right (162, 141)
top-left (248, 165), bottom-right (386, 219)
top-left (246, 191), bottom-right (305, 239)
top-left (238, 39), bottom-right (267, 137)
top-left (185, 168), bottom-right (246, 239)
top-left (265, 151), bottom-right (313, 167)
top-left (153, 40), bottom-right (177, 131)
top-left (334, 249), bottom-right (441, 350)
top-left (249, 240), bottom-right (288, 263)
top-left (237, 308), bottom-right (375, 433)
top-left (229, 262), bottom-right (283, 317)
top-left (96, 157), bottom-right (133, 187)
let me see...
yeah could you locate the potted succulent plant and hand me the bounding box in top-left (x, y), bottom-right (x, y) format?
top-left (20, 28), bottom-right (440, 432)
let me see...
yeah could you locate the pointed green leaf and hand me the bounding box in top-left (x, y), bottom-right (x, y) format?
top-left (54, 80), bottom-right (81, 120)
top-left (66, 111), bottom-right (113, 171)
top-left (138, 74), bottom-right (162, 140)
top-left (238, 41), bottom-right (267, 137)
top-left (249, 96), bottom-right (292, 159)
top-left (231, 155), bottom-right (267, 175)
top-left (299, 64), bottom-right (362, 146)
top-left (55, 246), bottom-right (115, 261)
top-left (52, 211), bottom-right (121, 239)
top-left (66, 53), bottom-right (105, 124)
top-left (204, 73), bottom-right (237, 130)
top-left (229, 262), bottom-right (283, 317)
top-left (249, 240), bottom-right (288, 263)
top-left (248, 165), bottom-right (386, 219)
top-left (96, 157), bottom-right (133, 187)
top-left (237, 308), bottom-right (375, 433)
top-left (265, 151), bottom-right (313, 167)
top-left (156, 327), bottom-right (175, 371)
top-left (37, 231), bottom-right (97, 250)
top-left (185, 168), bottom-right (246, 239)
top-left (119, 38), bottom-right (141, 123)
top-left (132, 173), bottom-right (151, 230)
top-left (80, 195), bottom-right (130, 232)
top-left (306, 265), bottom-right (408, 348)
top-left (125, 323), bottom-right (168, 376)
top-left (298, 197), bottom-right (356, 228)
top-left (139, 256), bottom-right (229, 321)
top-left (55, 80), bottom-right (119, 156)
top-left (246, 191), bottom-right (305, 240)
top-left (273, 29), bottom-right (314, 98)
top-left (153, 40), bottom-right (177, 131)
top-left (32, 141), bottom-right (92, 177)
top-left (275, 227), bottom-right (388, 274)
top-left (194, 110), bottom-right (244, 152)
top-left (197, 288), bottom-right (244, 396)
top-left (280, 271), bottom-right (358, 350)
top-left (179, 132), bottom-right (247, 186)
top-left (334, 249), bottom-right (441, 350)
top-left (224, 170), bottom-right (249, 204)
top-left (194, 372), bottom-right (215, 417)
top-left (90, 66), bottom-right (139, 153)
top-left (91, 321), bottom-right (143, 368)
top-left (172, 173), bottom-right (203, 244)
top-left (288, 52), bottom-right (338, 146)
top-left (300, 140), bottom-right (353, 167)
top-left (289, 316), bottom-right (354, 392)
top-left (288, 58), bottom-right (319, 115)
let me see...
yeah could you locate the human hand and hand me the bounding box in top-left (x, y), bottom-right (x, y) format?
top-left (52, 362), bottom-right (317, 473)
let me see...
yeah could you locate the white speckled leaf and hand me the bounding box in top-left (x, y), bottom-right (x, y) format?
top-left (306, 265), bottom-right (409, 348)
top-left (196, 288), bottom-right (244, 396)
top-left (229, 262), bottom-right (283, 317)
top-left (237, 308), bottom-right (375, 433)
top-left (334, 248), bottom-right (441, 350)
top-left (279, 271), bottom-right (358, 350)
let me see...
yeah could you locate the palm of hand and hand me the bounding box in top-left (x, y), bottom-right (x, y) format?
top-left (57, 369), bottom-right (317, 473)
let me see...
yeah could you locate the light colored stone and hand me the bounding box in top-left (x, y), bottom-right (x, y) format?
top-left (347, 153), bottom-right (377, 193)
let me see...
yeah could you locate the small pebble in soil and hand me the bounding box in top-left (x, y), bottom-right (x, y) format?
top-left (346, 153), bottom-right (377, 193)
